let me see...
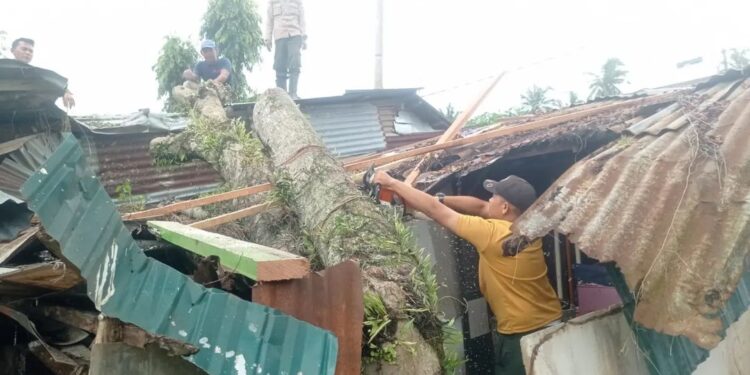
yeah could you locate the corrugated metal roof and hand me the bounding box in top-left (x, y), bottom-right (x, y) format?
top-left (515, 74), bottom-right (750, 352)
top-left (229, 89), bottom-right (449, 158)
top-left (234, 89), bottom-right (448, 128)
top-left (0, 133), bottom-right (61, 200)
top-left (389, 95), bottom-right (681, 190)
top-left (253, 261), bottom-right (364, 375)
top-left (21, 134), bottom-right (338, 375)
top-left (0, 58), bottom-right (67, 114)
top-left (78, 132), bottom-right (222, 203)
top-left (607, 263), bottom-right (749, 375)
top-left (74, 111), bottom-right (189, 134)
top-left (301, 102), bottom-right (386, 157)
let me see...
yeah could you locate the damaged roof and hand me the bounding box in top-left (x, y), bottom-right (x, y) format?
top-left (391, 93), bottom-right (683, 191)
top-left (21, 134), bottom-right (338, 375)
top-left (0, 59), bottom-right (67, 115)
top-left (232, 88), bottom-right (449, 130)
top-left (515, 71), bottom-right (750, 350)
top-left (74, 110), bottom-right (189, 134)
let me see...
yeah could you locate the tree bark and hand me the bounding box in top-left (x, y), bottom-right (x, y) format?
top-left (254, 88), bottom-right (442, 373)
top-left (150, 81), bottom-right (269, 189)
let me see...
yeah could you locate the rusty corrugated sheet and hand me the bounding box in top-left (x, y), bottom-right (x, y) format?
top-left (81, 133), bottom-right (222, 201)
top-left (253, 261), bottom-right (364, 375)
top-left (515, 75), bottom-right (750, 350)
top-left (21, 134), bottom-right (338, 375)
top-left (0, 133), bottom-right (62, 199)
top-left (390, 95), bottom-right (681, 189)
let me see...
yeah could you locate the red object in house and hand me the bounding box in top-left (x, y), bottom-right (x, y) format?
top-left (576, 284), bottom-right (622, 316)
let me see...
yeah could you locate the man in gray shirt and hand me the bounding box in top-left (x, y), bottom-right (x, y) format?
top-left (265, 0), bottom-right (306, 100)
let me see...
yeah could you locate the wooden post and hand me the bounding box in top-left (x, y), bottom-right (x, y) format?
top-left (403, 72), bottom-right (505, 185)
top-left (375, 0), bottom-right (384, 89)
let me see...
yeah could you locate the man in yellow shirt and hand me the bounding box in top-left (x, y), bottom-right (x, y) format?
top-left (372, 172), bottom-right (562, 374)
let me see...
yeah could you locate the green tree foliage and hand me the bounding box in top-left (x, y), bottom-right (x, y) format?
top-left (588, 58), bottom-right (628, 100)
top-left (201, 0), bottom-right (264, 101)
top-left (467, 111), bottom-right (505, 128)
top-left (721, 48), bottom-right (750, 73)
top-left (568, 91), bottom-right (581, 107)
top-left (153, 36), bottom-right (199, 112)
top-left (440, 104), bottom-right (459, 122)
top-left (521, 85), bottom-right (558, 114)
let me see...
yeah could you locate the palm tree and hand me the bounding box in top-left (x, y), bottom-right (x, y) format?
top-left (728, 49), bottom-right (750, 72)
top-left (588, 58), bottom-right (628, 100)
top-left (440, 104), bottom-right (459, 122)
top-left (568, 91), bottom-right (581, 107)
top-left (521, 85), bottom-right (558, 114)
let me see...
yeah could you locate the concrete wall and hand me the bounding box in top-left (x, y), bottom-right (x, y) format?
top-left (520, 308), bottom-right (649, 375)
top-left (693, 308), bottom-right (750, 375)
top-left (89, 343), bottom-right (206, 375)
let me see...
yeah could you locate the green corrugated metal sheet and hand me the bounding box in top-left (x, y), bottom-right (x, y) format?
top-left (608, 263), bottom-right (749, 375)
top-left (21, 134), bottom-right (338, 375)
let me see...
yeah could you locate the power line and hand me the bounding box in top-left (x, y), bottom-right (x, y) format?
top-left (421, 46), bottom-right (587, 98)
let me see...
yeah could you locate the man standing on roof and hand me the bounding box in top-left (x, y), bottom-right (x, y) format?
top-left (182, 39), bottom-right (232, 86)
top-left (264, 0), bottom-right (306, 100)
top-left (10, 37), bottom-right (76, 109)
top-left (371, 172), bottom-right (562, 375)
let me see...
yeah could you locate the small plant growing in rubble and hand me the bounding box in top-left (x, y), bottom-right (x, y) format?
top-left (363, 292), bottom-right (397, 363)
top-left (114, 179), bottom-right (146, 212)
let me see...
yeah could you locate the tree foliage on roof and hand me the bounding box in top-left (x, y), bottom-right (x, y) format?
top-left (153, 36), bottom-right (199, 112)
top-left (200, 0), bottom-right (264, 101)
top-left (588, 58), bottom-right (628, 100)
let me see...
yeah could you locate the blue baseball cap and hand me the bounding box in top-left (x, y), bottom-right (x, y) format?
top-left (201, 39), bottom-right (217, 50)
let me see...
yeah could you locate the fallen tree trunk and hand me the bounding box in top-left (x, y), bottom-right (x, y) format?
top-left (150, 81), bottom-right (269, 189)
top-left (254, 89), bottom-right (445, 374)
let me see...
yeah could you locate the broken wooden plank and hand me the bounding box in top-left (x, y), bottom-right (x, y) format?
top-left (0, 305), bottom-right (81, 370)
top-left (28, 341), bottom-right (86, 375)
top-left (36, 305), bottom-right (197, 357)
top-left (0, 226), bottom-right (39, 265)
top-left (0, 262), bottom-right (82, 291)
top-left (403, 72), bottom-right (505, 185)
top-left (253, 261), bottom-right (364, 375)
top-left (149, 220), bottom-right (309, 281)
top-left (122, 183), bottom-right (273, 221)
top-left (60, 345), bottom-right (91, 364)
top-left (190, 202), bottom-right (274, 230)
top-left (93, 317), bottom-right (120, 344)
top-left (345, 93), bottom-right (679, 172)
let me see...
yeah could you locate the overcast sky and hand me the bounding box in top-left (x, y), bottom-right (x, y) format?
top-left (1, 0), bottom-right (748, 116)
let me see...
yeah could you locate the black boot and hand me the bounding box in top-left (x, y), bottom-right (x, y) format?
top-left (275, 75), bottom-right (287, 92)
top-left (288, 73), bottom-right (300, 100)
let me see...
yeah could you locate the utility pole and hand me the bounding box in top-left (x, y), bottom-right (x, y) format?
top-left (375, 0), bottom-right (384, 89)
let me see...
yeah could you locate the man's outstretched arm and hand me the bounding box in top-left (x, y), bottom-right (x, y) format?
top-left (373, 171), bottom-right (460, 232)
top-left (442, 196), bottom-right (489, 217)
